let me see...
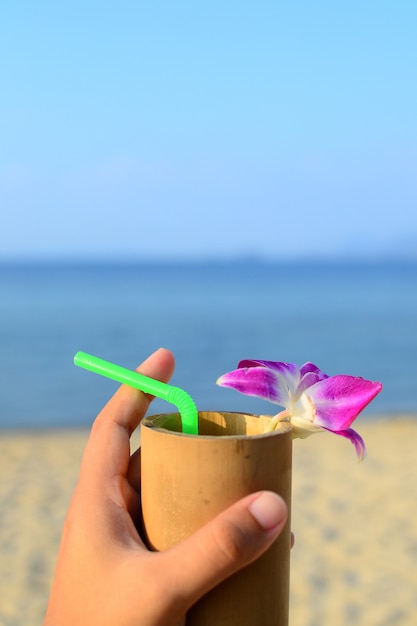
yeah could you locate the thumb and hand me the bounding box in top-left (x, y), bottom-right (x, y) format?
top-left (160, 491), bottom-right (287, 611)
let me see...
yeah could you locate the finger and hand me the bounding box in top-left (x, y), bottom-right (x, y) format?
top-left (82, 348), bottom-right (175, 483)
top-left (158, 491), bottom-right (288, 612)
top-left (98, 347), bottom-right (176, 435)
top-left (124, 447), bottom-right (142, 524)
top-left (126, 446), bottom-right (141, 493)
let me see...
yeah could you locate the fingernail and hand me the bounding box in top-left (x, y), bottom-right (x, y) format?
top-left (249, 492), bottom-right (287, 531)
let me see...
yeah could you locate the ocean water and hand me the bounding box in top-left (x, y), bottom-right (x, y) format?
top-left (1, 260), bottom-right (416, 429)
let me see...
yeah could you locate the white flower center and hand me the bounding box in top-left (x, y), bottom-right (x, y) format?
top-left (289, 391), bottom-right (315, 423)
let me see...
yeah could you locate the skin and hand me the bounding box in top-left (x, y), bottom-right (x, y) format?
top-left (43, 348), bottom-right (289, 626)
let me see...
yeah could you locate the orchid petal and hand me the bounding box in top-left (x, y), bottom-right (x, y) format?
top-left (297, 362), bottom-right (329, 396)
top-left (296, 362), bottom-right (329, 397)
top-left (238, 360), bottom-right (299, 378)
top-left (217, 365), bottom-right (295, 406)
top-left (306, 375), bottom-right (382, 430)
top-left (299, 361), bottom-right (329, 382)
top-left (297, 371), bottom-right (325, 397)
top-left (238, 360), bottom-right (300, 400)
top-left (325, 427), bottom-right (367, 462)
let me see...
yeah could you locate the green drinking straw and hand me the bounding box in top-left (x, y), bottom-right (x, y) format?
top-left (74, 351), bottom-right (199, 435)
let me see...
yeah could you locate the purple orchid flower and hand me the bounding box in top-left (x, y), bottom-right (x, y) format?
top-left (217, 360), bottom-right (382, 461)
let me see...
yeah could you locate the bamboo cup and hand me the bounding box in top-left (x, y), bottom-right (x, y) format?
top-left (141, 411), bottom-right (292, 626)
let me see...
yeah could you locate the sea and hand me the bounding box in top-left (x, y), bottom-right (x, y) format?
top-left (1, 260), bottom-right (416, 429)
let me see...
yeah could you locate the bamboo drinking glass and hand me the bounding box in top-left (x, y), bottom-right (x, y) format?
top-left (141, 411), bottom-right (292, 626)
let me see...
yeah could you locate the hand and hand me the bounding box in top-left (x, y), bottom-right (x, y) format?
top-left (43, 348), bottom-right (288, 626)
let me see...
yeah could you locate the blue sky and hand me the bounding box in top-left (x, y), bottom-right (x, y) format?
top-left (1, 1), bottom-right (416, 260)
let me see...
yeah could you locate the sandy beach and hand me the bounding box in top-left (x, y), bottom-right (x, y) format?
top-left (1, 417), bottom-right (416, 625)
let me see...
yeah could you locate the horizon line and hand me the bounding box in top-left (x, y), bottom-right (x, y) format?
top-left (1, 253), bottom-right (417, 266)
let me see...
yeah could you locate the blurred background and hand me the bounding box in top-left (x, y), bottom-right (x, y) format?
top-left (1, 3), bottom-right (417, 624)
top-left (1, 0), bottom-right (416, 427)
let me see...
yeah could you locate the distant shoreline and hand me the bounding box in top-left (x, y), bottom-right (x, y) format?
top-left (1, 413), bottom-right (416, 435)
top-left (1, 256), bottom-right (417, 269)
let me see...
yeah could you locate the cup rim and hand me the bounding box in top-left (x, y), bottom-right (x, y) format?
top-left (141, 410), bottom-right (292, 439)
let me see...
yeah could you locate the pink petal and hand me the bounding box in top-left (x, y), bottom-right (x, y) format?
top-left (217, 365), bottom-right (294, 406)
top-left (238, 360), bottom-right (299, 379)
top-left (299, 361), bottom-right (329, 381)
top-left (306, 375), bottom-right (382, 430)
top-left (297, 371), bottom-right (326, 396)
top-left (325, 427), bottom-right (367, 461)
top-left (297, 362), bottom-right (329, 395)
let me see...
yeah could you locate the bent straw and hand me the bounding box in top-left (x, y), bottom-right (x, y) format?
top-left (74, 351), bottom-right (199, 434)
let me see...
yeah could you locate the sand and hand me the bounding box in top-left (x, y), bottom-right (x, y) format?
top-left (1, 417), bottom-right (416, 625)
